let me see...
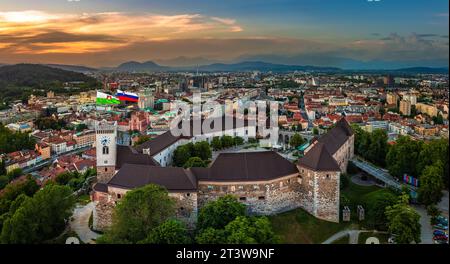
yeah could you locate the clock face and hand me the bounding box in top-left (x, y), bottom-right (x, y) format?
top-left (100, 136), bottom-right (111, 146)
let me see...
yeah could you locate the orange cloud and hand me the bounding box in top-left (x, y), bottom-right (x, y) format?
top-left (0, 10), bottom-right (244, 54)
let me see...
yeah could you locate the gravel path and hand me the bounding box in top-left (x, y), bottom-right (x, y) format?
top-left (322, 230), bottom-right (361, 244)
top-left (412, 205), bottom-right (433, 244)
top-left (70, 202), bottom-right (99, 244)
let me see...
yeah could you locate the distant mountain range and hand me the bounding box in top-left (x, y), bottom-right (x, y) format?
top-left (1, 61), bottom-right (448, 74)
top-left (115, 61), bottom-right (171, 72)
top-left (105, 60), bottom-right (448, 74)
top-left (103, 60), bottom-right (346, 73)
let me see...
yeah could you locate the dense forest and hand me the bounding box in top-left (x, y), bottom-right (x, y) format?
top-left (0, 64), bottom-right (101, 105)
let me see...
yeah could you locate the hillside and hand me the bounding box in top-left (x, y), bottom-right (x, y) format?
top-left (46, 64), bottom-right (98, 73)
top-left (0, 64), bottom-right (101, 104)
top-left (116, 61), bottom-right (170, 72)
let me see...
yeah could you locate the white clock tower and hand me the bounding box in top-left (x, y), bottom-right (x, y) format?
top-left (95, 120), bottom-right (117, 183)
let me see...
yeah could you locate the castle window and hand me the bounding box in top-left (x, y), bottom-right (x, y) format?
top-left (104, 160), bottom-right (108, 164)
top-left (239, 197), bottom-right (247, 201)
top-left (104, 167), bottom-right (107, 172)
top-left (258, 196), bottom-right (265, 201)
top-left (326, 174), bottom-right (330, 179)
top-left (117, 194), bottom-right (122, 199)
top-left (102, 146), bottom-right (109, 155)
top-left (186, 193), bottom-right (191, 197)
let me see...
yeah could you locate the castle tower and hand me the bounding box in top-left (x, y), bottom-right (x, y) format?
top-left (95, 120), bottom-right (117, 183)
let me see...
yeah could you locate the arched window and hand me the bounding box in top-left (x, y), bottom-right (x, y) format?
top-left (102, 146), bottom-right (109, 155)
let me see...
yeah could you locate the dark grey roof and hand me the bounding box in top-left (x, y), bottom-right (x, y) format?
top-left (108, 163), bottom-right (197, 192)
top-left (93, 182), bottom-right (108, 193)
top-left (191, 151), bottom-right (298, 182)
top-left (133, 131), bottom-right (180, 156)
top-left (317, 118), bottom-right (353, 155)
top-left (298, 142), bottom-right (340, 171)
top-left (134, 116), bottom-right (253, 157)
top-left (116, 145), bottom-right (159, 169)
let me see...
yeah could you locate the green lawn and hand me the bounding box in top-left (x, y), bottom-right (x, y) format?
top-left (341, 179), bottom-right (381, 206)
top-left (269, 208), bottom-right (351, 244)
top-left (358, 232), bottom-right (389, 244)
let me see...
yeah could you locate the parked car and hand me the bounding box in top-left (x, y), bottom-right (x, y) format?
top-left (433, 230), bottom-right (448, 236)
top-left (434, 223), bottom-right (448, 230)
top-left (433, 234), bottom-right (448, 241)
top-left (434, 239), bottom-right (449, 244)
top-left (437, 216), bottom-right (448, 225)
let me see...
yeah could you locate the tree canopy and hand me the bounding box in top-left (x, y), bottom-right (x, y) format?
top-left (289, 133), bottom-right (305, 148)
top-left (0, 124), bottom-right (36, 154)
top-left (97, 184), bottom-right (176, 244)
top-left (139, 219), bottom-right (191, 244)
top-left (197, 195), bottom-right (246, 231)
top-left (0, 184), bottom-right (75, 244)
top-left (195, 195), bottom-right (279, 244)
top-left (385, 194), bottom-right (421, 244)
top-left (386, 136), bottom-right (423, 179)
top-left (196, 216), bottom-right (279, 244)
top-left (352, 124), bottom-right (388, 167)
top-left (418, 161), bottom-right (444, 206)
top-left (183, 157), bottom-right (207, 168)
top-left (173, 141), bottom-right (212, 168)
top-left (363, 189), bottom-right (398, 230)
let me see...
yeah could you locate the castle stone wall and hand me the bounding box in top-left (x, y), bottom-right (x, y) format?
top-left (197, 174), bottom-right (303, 216)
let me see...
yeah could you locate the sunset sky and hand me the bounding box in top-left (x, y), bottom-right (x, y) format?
top-left (0, 0), bottom-right (448, 68)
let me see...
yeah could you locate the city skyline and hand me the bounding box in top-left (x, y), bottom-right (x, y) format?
top-left (0, 0), bottom-right (448, 68)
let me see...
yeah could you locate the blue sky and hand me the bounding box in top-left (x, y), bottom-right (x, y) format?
top-left (0, 0), bottom-right (448, 68)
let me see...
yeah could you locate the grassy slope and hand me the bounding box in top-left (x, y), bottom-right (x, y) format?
top-left (269, 177), bottom-right (382, 244)
top-left (269, 209), bottom-right (350, 244)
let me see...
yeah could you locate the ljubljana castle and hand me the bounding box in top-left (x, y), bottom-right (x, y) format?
top-left (91, 117), bottom-right (354, 231)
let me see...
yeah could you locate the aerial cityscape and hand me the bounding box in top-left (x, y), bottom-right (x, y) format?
top-left (0, 0), bottom-right (448, 250)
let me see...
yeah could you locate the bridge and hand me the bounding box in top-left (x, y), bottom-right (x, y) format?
top-left (351, 157), bottom-right (417, 192)
top-left (278, 130), bottom-right (315, 146)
